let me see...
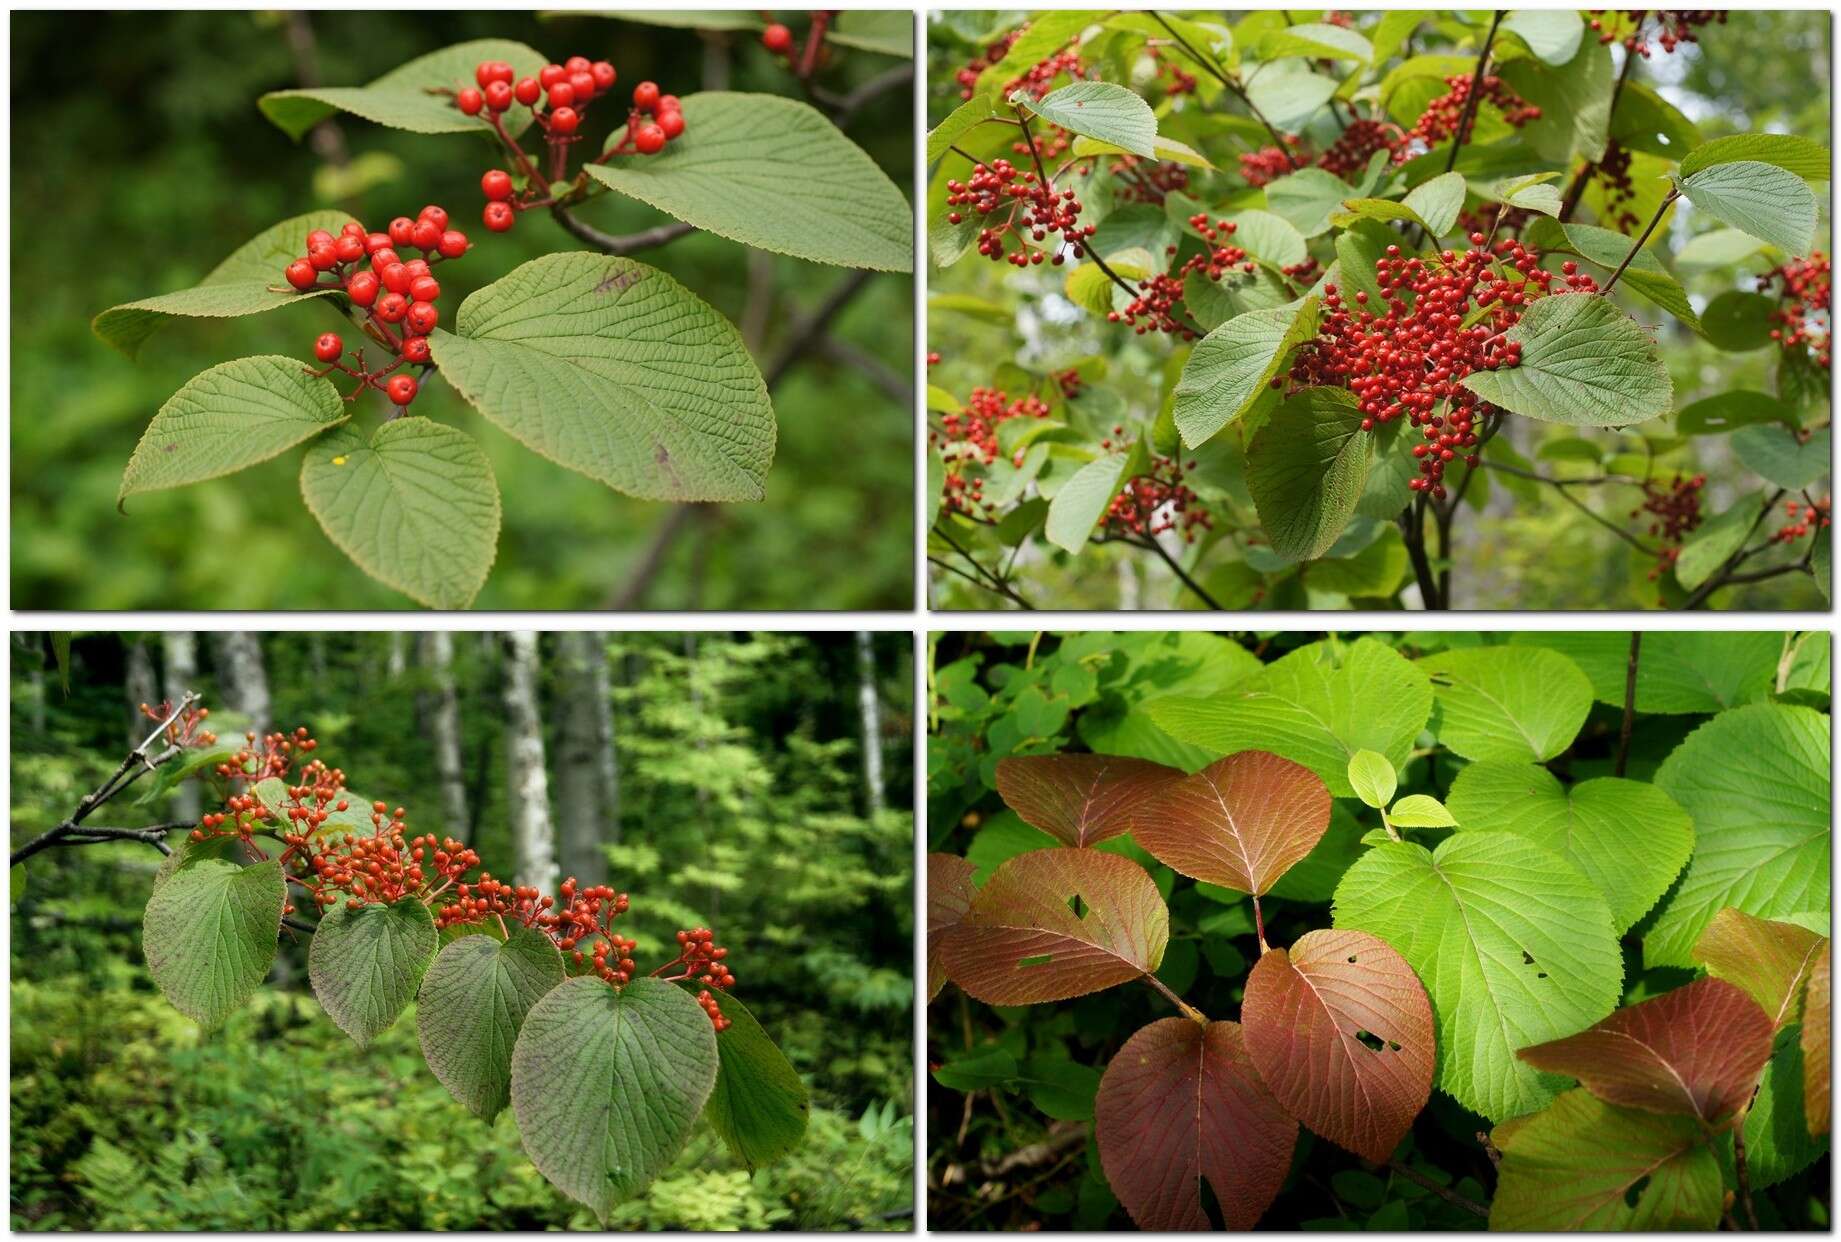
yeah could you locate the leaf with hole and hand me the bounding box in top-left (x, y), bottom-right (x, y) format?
top-left (1134, 749), bottom-right (1330, 895)
top-left (1420, 645), bottom-right (1594, 763)
top-left (993, 752), bottom-right (1181, 848)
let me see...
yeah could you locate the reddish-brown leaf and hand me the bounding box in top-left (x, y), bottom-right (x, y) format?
top-left (1241, 928), bottom-right (1435, 1163)
top-left (1133, 750), bottom-right (1330, 894)
top-left (1517, 976), bottom-right (1773, 1125)
top-left (940, 848), bottom-right (1168, 1005)
top-left (1803, 941), bottom-right (1830, 1137)
top-left (1691, 907), bottom-right (1827, 1030)
top-left (926, 853), bottom-right (977, 1003)
top-left (1096, 1018), bottom-right (1296, 1230)
top-left (993, 753), bottom-right (1181, 848)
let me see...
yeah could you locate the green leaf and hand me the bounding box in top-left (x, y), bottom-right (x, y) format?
top-left (259, 39), bottom-right (547, 140)
top-left (928, 93), bottom-right (1000, 165)
top-left (1609, 81), bottom-right (1700, 160)
top-left (1673, 492), bottom-right (1764, 590)
top-left (510, 976), bottom-right (718, 1222)
top-left (1346, 750), bottom-right (1397, 810)
top-left (1334, 835), bottom-right (1622, 1121)
top-left (1264, 168), bottom-right (1357, 238)
top-left (1259, 22), bottom-right (1372, 62)
top-left (1478, 173), bottom-right (1564, 219)
top-left (1337, 171), bottom-right (1466, 237)
top-left (1489, 1090), bottom-right (1722, 1229)
top-left (1498, 39), bottom-right (1613, 166)
top-left (1419, 645), bottom-right (1593, 763)
top-left (1071, 134), bottom-right (1214, 170)
top-left (299, 420), bottom-right (499, 610)
top-left (1675, 227), bottom-right (1768, 271)
top-left (142, 856), bottom-right (284, 1029)
top-left (586, 93), bottom-right (911, 271)
top-left (1646, 703), bottom-right (1831, 968)
top-left (1677, 161), bottom-right (1817, 258)
top-left (1459, 293), bottom-right (1672, 427)
top-left (1245, 388), bottom-right (1372, 561)
top-left (1500, 9), bottom-right (1585, 66)
top-left (119, 357), bottom-right (346, 503)
top-left (1733, 424), bottom-right (1831, 490)
top-left (933, 1047), bottom-right (1019, 1091)
top-left (1508, 631), bottom-right (1781, 715)
top-left (1045, 439), bottom-right (1147, 553)
top-left (1245, 59), bottom-right (1338, 131)
top-left (416, 926), bottom-right (565, 1120)
top-left (1305, 523), bottom-right (1409, 597)
top-left (826, 10), bottom-right (913, 56)
top-left (1742, 1024), bottom-right (1829, 1187)
top-left (92, 210), bottom-right (355, 360)
top-left (1146, 637), bottom-right (1433, 798)
top-left (1387, 794), bottom-right (1455, 829)
top-left (1548, 220), bottom-right (1701, 334)
top-left (702, 989), bottom-right (810, 1169)
top-left (1677, 389), bottom-right (1799, 435)
top-left (976, 11), bottom-right (1104, 93)
top-left (1172, 299), bottom-right (1319, 446)
top-left (1221, 210), bottom-right (1308, 268)
top-left (1018, 81), bottom-right (1155, 159)
top-left (1679, 133), bottom-right (1832, 181)
top-left (308, 898), bottom-right (437, 1048)
top-left (1702, 289), bottom-right (1779, 352)
top-left (1446, 762), bottom-right (1693, 934)
top-left (1023, 1056), bottom-right (1103, 1121)
top-left (432, 252), bottom-right (774, 502)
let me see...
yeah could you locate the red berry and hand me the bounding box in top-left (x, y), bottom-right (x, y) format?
top-left (340, 221), bottom-right (366, 238)
top-left (363, 231), bottom-right (393, 255)
top-left (569, 70), bottom-right (596, 102)
top-left (346, 270), bottom-right (380, 307)
top-left (409, 275), bottom-right (441, 303)
top-left (658, 94), bottom-right (681, 111)
top-left (407, 301), bottom-right (439, 334)
top-left (762, 23), bottom-right (794, 53)
top-left (411, 219), bottom-right (442, 251)
top-left (550, 106), bottom-right (580, 135)
top-left (483, 202), bottom-right (515, 232)
top-left (437, 229), bottom-right (469, 259)
top-left (456, 87), bottom-right (484, 116)
top-left (403, 258), bottom-right (432, 280)
top-left (307, 242), bottom-right (339, 271)
top-left (513, 77), bottom-right (541, 106)
top-left (656, 108), bottom-right (684, 139)
top-left (401, 335), bottom-right (432, 364)
top-left (548, 81), bottom-right (576, 110)
top-left (632, 80), bottom-right (660, 111)
top-left (482, 169), bottom-right (515, 201)
top-left (314, 332), bottom-right (343, 363)
top-left (387, 374), bottom-right (419, 406)
top-left (478, 60), bottom-right (514, 87)
top-left (564, 55), bottom-right (591, 73)
top-left (306, 228), bottom-right (336, 249)
top-left (388, 216), bottom-right (417, 247)
top-left (485, 80), bottom-right (513, 112)
top-left (420, 205), bottom-right (448, 231)
top-left (634, 122), bottom-right (666, 154)
top-left (380, 262), bottom-right (413, 295)
top-left (539, 63), bottom-right (567, 90)
top-left (285, 259), bottom-right (318, 291)
top-left (334, 234), bottom-right (366, 263)
top-left (375, 292), bottom-right (409, 323)
top-left (591, 61), bottom-right (616, 91)
top-left (370, 247), bottom-right (401, 274)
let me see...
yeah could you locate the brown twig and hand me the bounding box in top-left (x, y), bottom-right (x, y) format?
top-left (1386, 1160), bottom-right (1489, 1218)
top-left (1615, 632), bottom-right (1641, 776)
top-left (1601, 189), bottom-right (1679, 295)
top-left (1141, 971), bottom-right (1208, 1024)
top-left (547, 208), bottom-right (694, 255)
top-left (1151, 11), bottom-right (1299, 169)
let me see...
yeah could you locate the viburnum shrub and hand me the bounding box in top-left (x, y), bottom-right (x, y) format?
top-left (925, 9), bottom-right (1831, 611)
top-left (927, 629), bottom-right (1832, 1230)
top-left (96, 22), bottom-right (912, 609)
top-left (53, 706), bottom-right (806, 1223)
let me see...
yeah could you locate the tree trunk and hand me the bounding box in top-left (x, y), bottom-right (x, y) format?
top-left (386, 632), bottom-right (406, 680)
top-left (161, 632), bottom-right (202, 823)
top-left (502, 631), bottom-right (558, 895)
top-left (125, 638), bottom-right (159, 749)
top-left (418, 631), bottom-right (469, 834)
top-left (553, 633), bottom-right (608, 886)
top-left (855, 631), bottom-right (886, 817)
top-left (210, 632), bottom-right (271, 738)
top-left (593, 633), bottom-right (621, 846)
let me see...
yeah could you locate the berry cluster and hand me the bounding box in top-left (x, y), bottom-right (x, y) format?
top-left (945, 159), bottom-right (1095, 266)
top-left (1760, 252), bottom-right (1831, 370)
top-left (1289, 235), bottom-right (1597, 497)
top-left (1634, 471), bottom-right (1705, 544)
top-left (1239, 140), bottom-right (1302, 188)
top-left (656, 929), bottom-right (736, 1030)
top-left (1109, 156), bottom-right (1190, 206)
top-left (1403, 74), bottom-right (1540, 157)
top-left (282, 213), bottom-right (468, 408)
top-left (1149, 47), bottom-right (1198, 96)
top-left (1110, 217), bottom-right (1253, 339)
top-left (1099, 447), bottom-right (1213, 542)
top-left (933, 385), bottom-right (1053, 517)
top-left (1316, 118), bottom-right (1403, 179)
top-left (1588, 10), bottom-right (1725, 56)
top-left (139, 699), bottom-right (216, 750)
top-left (1775, 496), bottom-right (1832, 544)
top-left (954, 23), bottom-right (1084, 101)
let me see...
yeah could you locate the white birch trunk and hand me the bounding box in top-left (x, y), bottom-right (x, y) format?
top-left (418, 631), bottom-right (469, 834)
top-left (855, 631), bottom-right (886, 817)
top-left (553, 632), bottom-right (608, 886)
top-left (210, 632), bottom-right (271, 739)
top-left (502, 631), bottom-right (558, 895)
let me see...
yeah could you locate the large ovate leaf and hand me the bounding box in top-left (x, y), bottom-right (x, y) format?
top-left (1019, 81), bottom-right (1155, 159)
top-left (1333, 835), bottom-right (1622, 1121)
top-left (1690, 907), bottom-right (1828, 1031)
top-left (416, 925), bottom-right (566, 1120)
top-left (927, 853), bottom-right (977, 1001)
top-left (1673, 490), bottom-right (1764, 590)
top-left (1245, 387), bottom-right (1373, 561)
top-left (702, 989), bottom-right (810, 1169)
top-left (1677, 160), bottom-right (1818, 257)
top-left (142, 856), bottom-right (285, 1029)
top-left (1095, 1018), bottom-right (1296, 1230)
top-left (928, 93), bottom-right (1000, 164)
top-left (510, 976), bottom-right (718, 1223)
top-left (1645, 703), bottom-right (1831, 968)
top-left (585, 93), bottom-right (910, 271)
top-left (260, 39), bottom-right (546, 140)
top-left (993, 753), bottom-right (1180, 848)
top-left (93, 210), bottom-right (355, 360)
top-left (308, 897), bottom-right (437, 1048)
top-left (299, 419), bottom-right (499, 610)
top-left (940, 848), bottom-right (1168, 1005)
top-left (1507, 631), bottom-right (1780, 714)
top-left (1147, 637), bottom-right (1433, 798)
top-left (1241, 929), bottom-right (1435, 1163)
top-left (1246, 59), bottom-right (1339, 130)
top-left (1489, 1089), bottom-right (1722, 1230)
top-left (1679, 133), bottom-right (1832, 181)
top-left (1733, 424), bottom-right (1832, 490)
top-left (1043, 439), bottom-right (1147, 553)
top-left (1676, 389), bottom-right (1799, 434)
top-left (1500, 9), bottom-right (1585, 65)
top-left (1803, 943), bottom-right (1830, 1137)
top-left (120, 357), bottom-right (346, 503)
top-left (1546, 220), bottom-right (1702, 334)
top-left (1171, 298), bottom-right (1319, 446)
top-left (1446, 761), bottom-right (1692, 933)
top-left (1459, 293), bottom-right (1673, 427)
top-left (1419, 645), bottom-right (1592, 763)
top-left (1516, 977), bottom-right (1773, 1125)
top-left (431, 253), bottom-right (774, 502)
top-left (1134, 750), bottom-right (1330, 895)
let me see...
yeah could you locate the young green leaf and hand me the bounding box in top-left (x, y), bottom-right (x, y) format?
top-left (431, 253), bottom-right (774, 503)
top-left (1241, 929), bottom-right (1434, 1163)
top-left (586, 93), bottom-right (912, 271)
top-left (416, 926), bottom-right (565, 1120)
top-left (259, 39), bottom-right (546, 140)
top-left (1458, 293), bottom-right (1673, 428)
top-left (1677, 160), bottom-right (1817, 258)
top-left (1172, 298), bottom-right (1320, 446)
top-left (1386, 794), bottom-right (1455, 828)
top-left (1244, 386), bottom-right (1373, 561)
top-left (1419, 645), bottom-right (1594, 763)
top-left (1095, 1019), bottom-right (1296, 1229)
top-left (308, 897), bottom-right (437, 1048)
top-left (1019, 81), bottom-right (1156, 159)
top-left (299, 420), bottom-right (500, 610)
top-left (1134, 750), bottom-right (1331, 895)
top-left (993, 753), bottom-right (1181, 848)
top-left (927, 853), bottom-right (978, 1002)
top-left (1690, 907), bottom-right (1828, 1031)
top-left (701, 989), bottom-right (810, 1169)
top-left (141, 856), bottom-right (284, 1029)
top-left (1346, 750), bottom-right (1397, 809)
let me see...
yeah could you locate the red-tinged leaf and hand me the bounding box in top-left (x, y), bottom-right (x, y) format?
top-left (1134, 750), bottom-right (1330, 895)
top-left (1517, 977), bottom-right (1773, 1125)
top-left (941, 848), bottom-right (1168, 1005)
top-left (993, 753), bottom-right (1182, 848)
top-left (1691, 907), bottom-right (1827, 1030)
top-left (927, 853), bottom-right (977, 1002)
top-left (1241, 928), bottom-right (1435, 1163)
top-left (1096, 1018), bottom-right (1296, 1230)
top-left (1803, 941), bottom-right (1830, 1137)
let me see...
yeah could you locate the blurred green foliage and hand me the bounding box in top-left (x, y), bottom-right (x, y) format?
top-left (11, 630), bottom-right (915, 1229)
top-left (11, 12), bottom-right (914, 609)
